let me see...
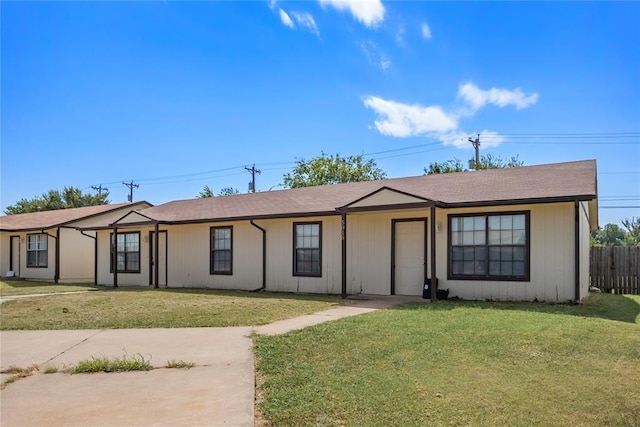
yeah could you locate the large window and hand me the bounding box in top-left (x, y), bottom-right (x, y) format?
top-left (27, 234), bottom-right (48, 268)
top-left (449, 212), bottom-right (529, 281)
top-left (111, 232), bottom-right (140, 273)
top-left (211, 226), bottom-right (233, 274)
top-left (293, 222), bottom-right (321, 277)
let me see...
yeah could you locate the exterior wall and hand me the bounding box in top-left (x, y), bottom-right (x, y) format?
top-left (58, 228), bottom-right (95, 283)
top-left (96, 227), bottom-right (155, 286)
top-left (578, 201), bottom-right (591, 301)
top-left (347, 210), bottom-right (431, 295)
top-left (0, 232), bottom-right (11, 277)
top-left (436, 203), bottom-right (577, 302)
top-left (0, 231), bottom-right (56, 281)
top-left (348, 190), bottom-right (426, 208)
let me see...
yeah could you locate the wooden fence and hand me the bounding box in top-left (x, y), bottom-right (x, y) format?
top-left (590, 246), bottom-right (640, 294)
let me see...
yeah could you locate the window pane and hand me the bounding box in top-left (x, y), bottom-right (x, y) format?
top-left (513, 229), bottom-right (526, 244)
top-left (452, 261), bottom-right (464, 275)
top-left (513, 261), bottom-right (525, 276)
top-left (513, 215), bottom-right (525, 230)
top-left (452, 247), bottom-right (464, 261)
top-left (475, 260), bottom-right (487, 275)
top-left (501, 247), bottom-right (513, 261)
top-left (500, 215), bottom-right (513, 230)
top-left (488, 216), bottom-right (500, 230)
top-left (27, 251), bottom-right (36, 266)
top-left (463, 217), bottom-right (475, 230)
top-left (514, 247), bottom-right (526, 261)
top-left (451, 231), bottom-right (461, 245)
top-left (489, 261), bottom-right (500, 275)
top-left (451, 218), bottom-right (460, 232)
top-left (500, 230), bottom-right (513, 244)
top-left (474, 230), bottom-right (485, 245)
top-left (488, 230), bottom-right (500, 245)
top-left (311, 236), bottom-right (319, 248)
top-left (489, 246), bottom-right (501, 261)
top-left (501, 261), bottom-right (513, 276)
top-left (474, 216), bottom-right (485, 230)
top-left (463, 231), bottom-right (474, 245)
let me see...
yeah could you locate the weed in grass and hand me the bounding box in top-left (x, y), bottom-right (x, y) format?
top-left (165, 359), bottom-right (195, 369)
top-left (67, 354), bottom-right (151, 374)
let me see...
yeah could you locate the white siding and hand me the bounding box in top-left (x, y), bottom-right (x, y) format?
top-left (347, 210), bottom-right (431, 295)
top-left (96, 228), bottom-right (153, 286)
top-left (58, 228), bottom-right (95, 283)
top-left (348, 189), bottom-right (426, 208)
top-left (437, 203), bottom-right (577, 302)
top-left (0, 231), bottom-right (57, 282)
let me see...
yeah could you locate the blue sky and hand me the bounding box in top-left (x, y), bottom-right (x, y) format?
top-left (1, 1), bottom-right (639, 226)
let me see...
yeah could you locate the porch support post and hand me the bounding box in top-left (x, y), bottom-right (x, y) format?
top-left (54, 227), bottom-right (60, 284)
top-left (430, 206), bottom-right (437, 301)
top-left (112, 227), bottom-right (118, 288)
top-left (341, 212), bottom-right (347, 299)
top-left (574, 201), bottom-right (580, 302)
top-left (154, 222), bottom-right (160, 289)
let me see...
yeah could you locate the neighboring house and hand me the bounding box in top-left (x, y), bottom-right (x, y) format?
top-left (0, 202), bottom-right (152, 283)
top-left (81, 160), bottom-right (598, 302)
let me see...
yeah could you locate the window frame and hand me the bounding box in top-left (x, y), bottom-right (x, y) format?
top-left (210, 226), bottom-right (233, 275)
top-left (26, 233), bottom-right (48, 268)
top-left (292, 221), bottom-right (322, 277)
top-left (110, 232), bottom-right (141, 274)
top-left (447, 211), bottom-right (530, 282)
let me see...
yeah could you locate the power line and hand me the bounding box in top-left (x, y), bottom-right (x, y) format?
top-left (91, 184), bottom-right (108, 196)
top-left (245, 164), bottom-right (261, 193)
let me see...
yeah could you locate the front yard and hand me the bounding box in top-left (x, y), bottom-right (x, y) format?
top-left (0, 280), bottom-right (99, 296)
top-left (254, 293), bottom-right (640, 426)
top-left (0, 283), bottom-right (347, 329)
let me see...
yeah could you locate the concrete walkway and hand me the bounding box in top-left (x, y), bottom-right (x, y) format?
top-left (0, 295), bottom-right (422, 426)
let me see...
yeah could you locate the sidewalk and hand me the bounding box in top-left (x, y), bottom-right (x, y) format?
top-left (0, 294), bottom-right (422, 426)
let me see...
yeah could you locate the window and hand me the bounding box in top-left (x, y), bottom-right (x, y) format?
top-left (110, 232), bottom-right (140, 273)
top-left (211, 226), bottom-right (232, 274)
top-left (449, 212), bottom-right (529, 281)
top-left (293, 222), bottom-right (321, 277)
top-left (27, 234), bottom-right (48, 267)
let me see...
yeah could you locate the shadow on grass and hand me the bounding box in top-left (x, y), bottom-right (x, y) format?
top-left (392, 292), bottom-right (640, 324)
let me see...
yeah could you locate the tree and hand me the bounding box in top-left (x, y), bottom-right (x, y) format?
top-left (218, 187), bottom-right (240, 196)
top-left (4, 186), bottom-right (109, 215)
top-left (197, 185), bottom-right (215, 198)
top-left (621, 217), bottom-right (640, 246)
top-left (590, 223), bottom-right (627, 246)
top-left (282, 152), bottom-right (387, 188)
top-left (424, 154), bottom-right (524, 175)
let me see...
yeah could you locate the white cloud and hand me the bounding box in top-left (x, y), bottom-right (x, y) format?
top-left (421, 22), bottom-right (432, 39)
top-left (458, 82), bottom-right (539, 111)
top-left (279, 9), bottom-right (294, 28)
top-left (319, 0), bottom-right (385, 28)
top-left (359, 41), bottom-right (391, 71)
top-left (363, 96), bottom-right (458, 138)
top-left (363, 82), bottom-right (537, 149)
top-left (269, 0), bottom-right (278, 11)
top-left (291, 12), bottom-right (320, 37)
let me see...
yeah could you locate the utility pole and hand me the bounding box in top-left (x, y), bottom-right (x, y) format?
top-left (123, 181), bottom-right (139, 202)
top-left (469, 134), bottom-right (481, 170)
top-left (91, 184), bottom-right (108, 196)
top-left (245, 164), bottom-right (261, 193)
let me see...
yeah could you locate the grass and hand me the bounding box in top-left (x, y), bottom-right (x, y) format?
top-left (165, 359), bottom-right (196, 369)
top-left (0, 280), bottom-right (98, 296)
top-left (68, 354), bottom-right (152, 373)
top-left (0, 287), bottom-right (348, 330)
top-left (254, 293), bottom-right (640, 427)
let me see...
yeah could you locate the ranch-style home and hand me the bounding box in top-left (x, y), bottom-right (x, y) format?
top-left (79, 159), bottom-right (597, 302)
top-left (0, 202), bottom-right (152, 283)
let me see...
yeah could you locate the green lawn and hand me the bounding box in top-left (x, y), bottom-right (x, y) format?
top-left (0, 287), bottom-right (348, 330)
top-left (0, 280), bottom-right (99, 296)
top-left (254, 293), bottom-right (640, 427)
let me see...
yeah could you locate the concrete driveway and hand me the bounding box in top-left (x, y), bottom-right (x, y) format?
top-left (0, 328), bottom-right (254, 427)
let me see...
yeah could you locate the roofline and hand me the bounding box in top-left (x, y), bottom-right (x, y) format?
top-left (0, 201), bottom-right (153, 232)
top-left (441, 194), bottom-right (597, 209)
top-left (78, 210), bottom-right (341, 230)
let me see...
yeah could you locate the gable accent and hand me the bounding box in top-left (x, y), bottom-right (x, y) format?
top-left (112, 210), bottom-right (157, 226)
top-left (340, 187), bottom-right (435, 211)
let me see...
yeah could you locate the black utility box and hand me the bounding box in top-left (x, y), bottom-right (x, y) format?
top-left (423, 278), bottom-right (438, 299)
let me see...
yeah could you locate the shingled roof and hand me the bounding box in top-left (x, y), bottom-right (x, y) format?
top-left (0, 202), bottom-right (152, 231)
top-left (100, 159), bottom-right (597, 227)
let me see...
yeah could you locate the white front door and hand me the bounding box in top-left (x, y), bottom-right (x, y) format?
top-left (394, 220), bottom-right (425, 296)
top-left (10, 236), bottom-right (21, 276)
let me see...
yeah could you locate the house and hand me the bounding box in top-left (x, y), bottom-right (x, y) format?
top-left (81, 160), bottom-right (597, 302)
top-left (0, 202), bottom-right (152, 283)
